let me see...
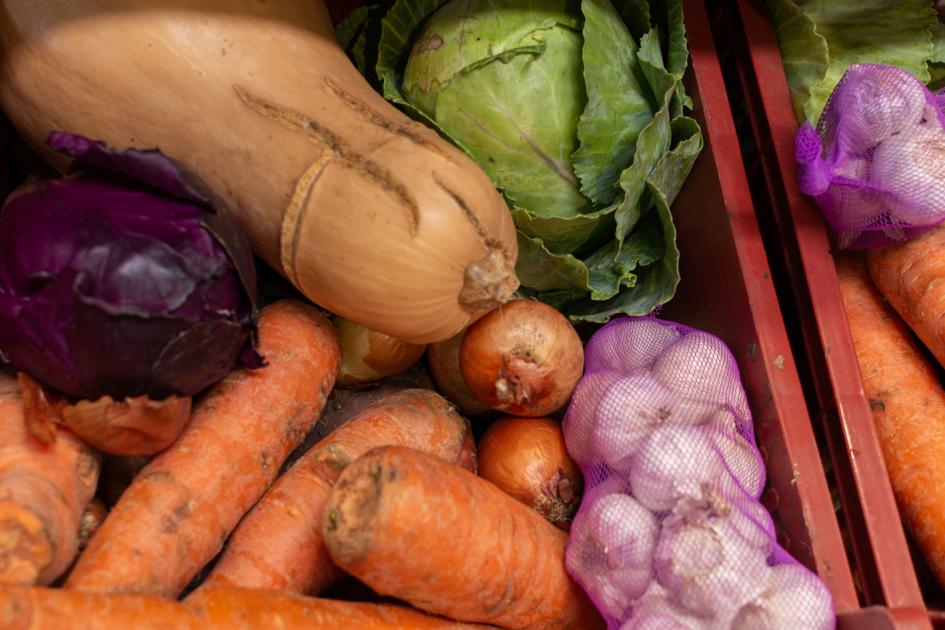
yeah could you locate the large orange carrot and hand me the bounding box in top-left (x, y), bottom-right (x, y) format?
top-left (0, 585), bottom-right (484, 630)
top-left (837, 252), bottom-right (945, 586)
top-left (65, 300), bottom-right (340, 597)
top-left (188, 586), bottom-right (490, 629)
top-left (0, 586), bottom-right (204, 630)
top-left (200, 388), bottom-right (474, 595)
top-left (0, 371), bottom-right (99, 586)
top-left (868, 223), bottom-right (945, 370)
top-left (322, 446), bottom-right (604, 630)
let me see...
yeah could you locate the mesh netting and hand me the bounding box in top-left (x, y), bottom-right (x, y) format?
top-left (562, 316), bottom-right (836, 629)
top-left (795, 63), bottom-right (945, 249)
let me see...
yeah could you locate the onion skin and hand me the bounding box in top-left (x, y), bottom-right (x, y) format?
top-left (460, 300), bottom-right (584, 417)
top-left (58, 395), bottom-right (192, 457)
top-left (427, 331), bottom-right (492, 416)
top-left (478, 416), bottom-right (582, 528)
top-left (335, 317), bottom-right (426, 386)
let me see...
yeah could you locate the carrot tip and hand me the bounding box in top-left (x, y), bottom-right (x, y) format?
top-left (322, 462), bottom-right (383, 566)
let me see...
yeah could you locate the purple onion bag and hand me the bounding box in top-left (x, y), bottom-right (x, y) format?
top-left (795, 63), bottom-right (945, 249)
top-left (562, 316), bottom-right (836, 629)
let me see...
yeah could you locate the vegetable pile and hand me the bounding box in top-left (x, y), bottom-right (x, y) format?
top-left (768, 0), bottom-right (945, 599)
top-left (563, 317), bottom-right (834, 628)
top-left (339, 0), bottom-right (704, 323)
top-left (0, 0), bottom-right (840, 627)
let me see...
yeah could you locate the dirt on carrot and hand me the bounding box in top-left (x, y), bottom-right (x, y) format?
top-left (199, 388), bottom-right (474, 595)
top-left (321, 446), bottom-right (604, 630)
top-left (0, 370), bottom-right (99, 587)
top-left (64, 300), bottom-right (340, 597)
top-left (837, 252), bottom-right (945, 588)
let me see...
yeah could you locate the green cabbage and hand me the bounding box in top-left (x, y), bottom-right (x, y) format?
top-left (339, 0), bottom-right (703, 323)
top-left (768, 0), bottom-right (941, 123)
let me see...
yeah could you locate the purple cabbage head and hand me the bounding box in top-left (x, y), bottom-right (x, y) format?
top-left (0, 132), bottom-right (263, 400)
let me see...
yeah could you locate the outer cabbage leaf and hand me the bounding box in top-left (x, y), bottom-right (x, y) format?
top-left (768, 0), bottom-right (935, 123)
top-left (572, 0), bottom-right (654, 206)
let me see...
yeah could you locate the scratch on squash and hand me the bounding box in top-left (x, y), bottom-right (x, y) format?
top-left (232, 84), bottom-right (420, 282)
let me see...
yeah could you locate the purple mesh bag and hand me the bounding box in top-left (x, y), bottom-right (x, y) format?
top-left (795, 63), bottom-right (945, 249)
top-left (562, 316), bottom-right (835, 629)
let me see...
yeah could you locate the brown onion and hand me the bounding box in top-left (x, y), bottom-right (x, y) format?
top-left (460, 299), bottom-right (584, 417)
top-left (335, 317), bottom-right (427, 386)
top-left (59, 395), bottom-right (192, 457)
top-left (427, 331), bottom-right (492, 416)
top-left (16, 371), bottom-right (190, 456)
top-left (478, 416), bottom-right (582, 527)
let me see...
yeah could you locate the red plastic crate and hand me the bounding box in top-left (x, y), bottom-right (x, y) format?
top-left (0, 0), bottom-right (854, 625)
top-left (667, 0), bottom-right (857, 614)
top-left (711, 0), bottom-right (938, 626)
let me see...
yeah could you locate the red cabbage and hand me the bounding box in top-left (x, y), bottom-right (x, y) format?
top-left (0, 132), bottom-right (262, 400)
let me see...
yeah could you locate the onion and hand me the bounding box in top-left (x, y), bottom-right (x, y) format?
top-left (60, 395), bottom-right (192, 457)
top-left (620, 583), bottom-right (706, 630)
top-left (871, 121), bottom-right (945, 225)
top-left (335, 317), bottom-right (427, 386)
top-left (588, 318), bottom-right (680, 373)
top-left (730, 563), bottom-right (835, 630)
top-left (18, 371), bottom-right (191, 457)
top-left (426, 331), bottom-right (492, 416)
top-left (839, 68), bottom-right (926, 154)
top-left (707, 409), bottom-right (766, 499)
top-left (478, 416), bottom-right (582, 527)
top-left (628, 425), bottom-right (730, 513)
top-left (651, 332), bottom-right (743, 421)
top-left (563, 369), bottom-right (622, 466)
top-left (653, 510), bottom-right (770, 618)
top-left (592, 374), bottom-right (680, 472)
top-left (460, 299), bottom-right (584, 417)
top-left (565, 487), bottom-right (659, 620)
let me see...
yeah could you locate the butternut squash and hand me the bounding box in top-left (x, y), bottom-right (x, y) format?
top-left (0, 0), bottom-right (519, 343)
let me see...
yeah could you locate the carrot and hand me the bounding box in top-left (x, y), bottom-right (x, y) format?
top-left (0, 371), bottom-right (99, 586)
top-left (188, 586), bottom-right (491, 629)
top-left (200, 388), bottom-right (474, 595)
top-left (868, 223), bottom-right (945, 370)
top-left (0, 586), bottom-right (203, 630)
top-left (837, 252), bottom-right (945, 587)
top-left (0, 585), bottom-right (487, 630)
top-left (65, 300), bottom-right (340, 597)
top-left (321, 446), bottom-right (604, 630)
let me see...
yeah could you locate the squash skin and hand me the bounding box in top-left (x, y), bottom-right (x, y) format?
top-left (0, 0), bottom-right (519, 344)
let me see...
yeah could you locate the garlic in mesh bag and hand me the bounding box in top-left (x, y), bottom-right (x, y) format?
top-left (562, 316), bottom-right (835, 629)
top-left (795, 63), bottom-right (945, 249)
